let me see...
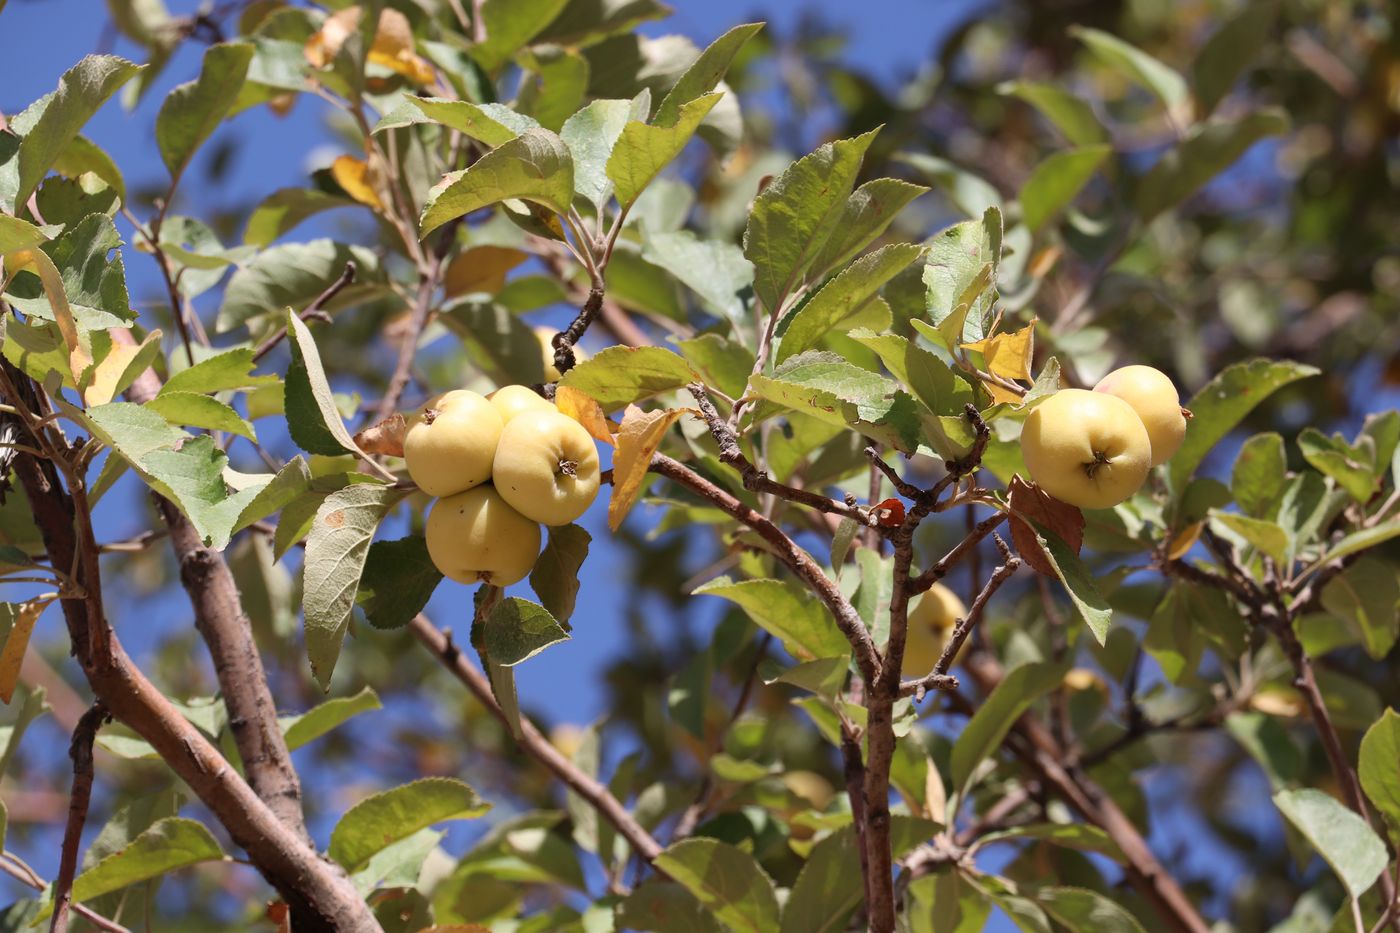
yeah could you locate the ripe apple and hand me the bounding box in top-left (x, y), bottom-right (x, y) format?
top-left (489, 384), bottom-right (556, 425)
top-left (403, 390), bottom-right (503, 498)
top-left (492, 410), bottom-right (601, 525)
top-left (1093, 365), bottom-right (1187, 466)
top-left (425, 484), bottom-right (541, 586)
top-left (1020, 389), bottom-right (1152, 510)
top-left (902, 582), bottom-right (967, 676)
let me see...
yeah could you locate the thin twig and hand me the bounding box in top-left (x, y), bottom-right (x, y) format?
top-left (51, 701), bottom-right (109, 933)
top-left (252, 262), bottom-right (357, 363)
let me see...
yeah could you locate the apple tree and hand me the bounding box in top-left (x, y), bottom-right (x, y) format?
top-left (0, 1), bottom-right (1398, 931)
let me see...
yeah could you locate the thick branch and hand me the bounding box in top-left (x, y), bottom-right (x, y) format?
top-left (648, 453), bottom-right (880, 683)
top-left (117, 333), bottom-right (310, 842)
top-left (552, 283), bottom-right (605, 377)
top-left (6, 363), bottom-right (374, 932)
top-left (410, 615), bottom-right (663, 863)
top-left (50, 702), bottom-right (108, 933)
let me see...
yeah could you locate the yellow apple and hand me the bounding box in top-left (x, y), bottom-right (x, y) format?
top-left (902, 582), bottom-right (967, 676)
top-left (492, 410), bottom-right (601, 525)
top-left (403, 390), bottom-right (503, 497)
top-left (1093, 365), bottom-right (1187, 466)
top-left (489, 384), bottom-right (556, 425)
top-left (1020, 389), bottom-right (1151, 510)
top-left (425, 484), bottom-right (541, 586)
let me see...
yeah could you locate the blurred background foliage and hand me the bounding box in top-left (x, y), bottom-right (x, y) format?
top-left (2, 0), bottom-right (1399, 929)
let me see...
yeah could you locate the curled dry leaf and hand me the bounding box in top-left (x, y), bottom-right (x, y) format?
top-left (304, 6), bottom-right (436, 87)
top-left (873, 497), bottom-right (906, 527)
top-left (554, 386), bottom-right (615, 446)
top-left (330, 155), bottom-right (386, 212)
top-left (353, 412), bottom-right (407, 458)
top-left (609, 405), bottom-right (693, 531)
top-left (962, 319), bottom-right (1036, 405)
top-left (1007, 474), bottom-right (1084, 577)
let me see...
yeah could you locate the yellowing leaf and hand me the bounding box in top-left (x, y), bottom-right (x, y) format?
top-left (367, 9), bottom-right (437, 86)
top-left (330, 155), bottom-right (385, 211)
top-left (963, 318), bottom-right (1036, 400)
top-left (1167, 520), bottom-right (1204, 560)
top-left (443, 246), bottom-right (528, 298)
top-left (9, 248), bottom-right (90, 383)
top-left (0, 597), bottom-right (54, 704)
top-left (1250, 688), bottom-right (1304, 718)
top-left (304, 6), bottom-right (361, 68)
top-left (555, 386), bottom-right (615, 446)
top-left (84, 329), bottom-right (163, 406)
top-left (609, 406), bottom-right (691, 531)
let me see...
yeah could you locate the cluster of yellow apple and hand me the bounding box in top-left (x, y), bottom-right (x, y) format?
top-left (405, 386), bottom-right (601, 586)
top-left (1019, 365), bottom-right (1187, 510)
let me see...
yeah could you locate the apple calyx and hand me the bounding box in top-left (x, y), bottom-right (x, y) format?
top-left (1083, 450), bottom-right (1110, 479)
top-left (421, 407), bottom-right (441, 425)
top-left (557, 458), bottom-right (579, 478)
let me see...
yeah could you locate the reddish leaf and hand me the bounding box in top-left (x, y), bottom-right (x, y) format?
top-left (1008, 475), bottom-right (1084, 577)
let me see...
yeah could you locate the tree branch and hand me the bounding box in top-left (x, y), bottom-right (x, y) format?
top-left (648, 453), bottom-right (880, 683)
top-left (252, 262), bottom-right (356, 363)
top-left (50, 702), bottom-right (108, 933)
top-left (115, 331), bottom-right (311, 843)
top-left (409, 615), bottom-right (663, 864)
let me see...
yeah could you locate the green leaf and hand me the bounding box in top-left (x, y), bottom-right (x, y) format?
top-left (350, 827), bottom-right (441, 897)
top-left (280, 686), bottom-right (382, 751)
top-left (356, 537), bottom-right (442, 631)
top-left (744, 130), bottom-right (879, 312)
top-left (303, 483), bottom-right (404, 691)
top-left (766, 657), bottom-right (848, 699)
top-left (398, 97), bottom-right (541, 146)
top-left (779, 818), bottom-right (940, 933)
top-left (1321, 559), bottom-right (1399, 661)
top-left (1193, 1), bottom-right (1277, 116)
top-left (653, 837), bottom-right (780, 933)
top-left (808, 179), bottom-right (929, 281)
top-left (162, 347), bottom-right (274, 396)
top-left (1319, 522), bottom-right (1400, 568)
top-left (1210, 511), bottom-right (1290, 566)
top-left (1137, 110), bottom-right (1289, 222)
top-left (908, 870), bottom-right (990, 933)
top-left (847, 329), bottom-right (975, 417)
top-left (39, 818), bottom-right (222, 919)
top-left (694, 577), bottom-right (850, 662)
top-left (606, 93), bottom-right (721, 210)
top-left (1170, 358), bottom-right (1319, 489)
top-left (778, 243), bottom-right (924, 364)
top-left (896, 152), bottom-right (1003, 220)
top-left (1019, 145), bottom-right (1110, 232)
top-left (1231, 433), bottom-right (1286, 519)
top-left (441, 299), bottom-right (547, 386)
top-left (969, 875), bottom-right (1052, 933)
top-left (676, 333), bottom-right (754, 400)
top-left (1358, 709), bottom-right (1400, 837)
top-left (1272, 788), bottom-right (1389, 899)
top-left (330, 777), bottom-right (490, 871)
top-left (242, 188), bottom-right (356, 247)
top-left (830, 517), bottom-right (858, 581)
top-left (997, 81), bottom-right (1110, 147)
top-left (75, 404), bottom-right (266, 550)
top-left (1030, 523), bottom-right (1112, 643)
top-left (0, 215), bottom-right (46, 253)
top-left (421, 128), bottom-right (575, 236)
top-left (232, 456), bottom-right (311, 535)
top-left (0, 685), bottom-right (48, 778)
top-left (0, 55), bottom-right (144, 212)
top-left (517, 45), bottom-right (589, 132)
top-left (1036, 887), bottom-right (1146, 933)
top-left (922, 207), bottom-right (1002, 346)
top-left (1298, 427), bottom-right (1380, 503)
top-left (530, 524), bottom-right (591, 628)
top-left (156, 42), bottom-right (253, 179)
top-left (469, 0), bottom-right (570, 73)
top-left (950, 659), bottom-right (1069, 799)
top-left (560, 96), bottom-right (643, 211)
top-left (557, 345), bottom-right (697, 411)
top-left (652, 23), bottom-right (761, 128)
top-left (285, 308), bottom-right (362, 458)
top-left (482, 597), bottom-right (570, 666)
top-left (749, 351), bottom-right (923, 454)
top-left (1225, 711), bottom-right (1303, 790)
top-left (146, 391), bottom-right (256, 441)
top-left (617, 883), bottom-right (723, 933)
top-left (216, 239), bottom-right (384, 335)
top-left (3, 213), bottom-right (133, 330)
top-left (1070, 26), bottom-right (1188, 113)
top-left (641, 229), bottom-right (754, 328)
